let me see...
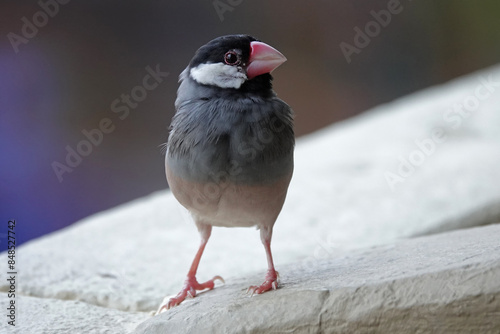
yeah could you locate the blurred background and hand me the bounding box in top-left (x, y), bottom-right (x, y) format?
top-left (1, 0), bottom-right (500, 250)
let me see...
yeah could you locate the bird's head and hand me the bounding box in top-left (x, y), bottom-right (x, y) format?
top-left (186, 35), bottom-right (287, 90)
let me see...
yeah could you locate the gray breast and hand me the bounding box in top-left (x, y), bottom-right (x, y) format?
top-left (167, 90), bottom-right (294, 185)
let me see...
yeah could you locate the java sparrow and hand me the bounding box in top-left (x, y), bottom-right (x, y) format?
top-left (163, 34), bottom-right (294, 310)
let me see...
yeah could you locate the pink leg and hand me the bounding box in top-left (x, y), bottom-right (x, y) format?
top-left (247, 226), bottom-right (279, 295)
top-left (161, 224), bottom-right (223, 311)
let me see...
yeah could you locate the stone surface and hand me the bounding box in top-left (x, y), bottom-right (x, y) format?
top-left (1, 65), bottom-right (500, 333)
top-left (0, 293), bottom-right (149, 334)
top-left (136, 224), bottom-right (500, 334)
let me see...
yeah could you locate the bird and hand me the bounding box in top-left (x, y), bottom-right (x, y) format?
top-left (162, 34), bottom-right (294, 311)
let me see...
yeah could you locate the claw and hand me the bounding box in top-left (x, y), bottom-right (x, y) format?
top-left (158, 275), bottom-right (223, 311)
top-left (246, 286), bottom-right (257, 296)
top-left (213, 275), bottom-right (225, 284)
top-left (159, 300), bottom-right (175, 313)
top-left (246, 269), bottom-right (280, 296)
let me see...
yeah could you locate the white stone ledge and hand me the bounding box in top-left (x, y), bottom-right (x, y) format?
top-left (0, 293), bottom-right (149, 334)
top-left (135, 224), bottom-right (500, 333)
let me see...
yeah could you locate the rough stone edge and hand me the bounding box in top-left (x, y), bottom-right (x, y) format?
top-left (0, 292), bottom-right (150, 334)
top-left (316, 266), bottom-right (500, 334)
top-left (134, 225), bottom-right (500, 334)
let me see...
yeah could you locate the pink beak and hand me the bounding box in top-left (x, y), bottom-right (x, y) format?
top-left (246, 41), bottom-right (287, 79)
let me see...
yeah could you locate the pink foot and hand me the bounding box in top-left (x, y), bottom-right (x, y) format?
top-left (247, 269), bottom-right (279, 296)
top-left (160, 275), bottom-right (224, 311)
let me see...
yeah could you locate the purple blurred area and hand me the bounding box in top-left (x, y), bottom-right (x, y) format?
top-left (1, 0), bottom-right (500, 250)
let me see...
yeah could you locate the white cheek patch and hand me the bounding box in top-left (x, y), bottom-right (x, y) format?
top-left (190, 63), bottom-right (247, 89)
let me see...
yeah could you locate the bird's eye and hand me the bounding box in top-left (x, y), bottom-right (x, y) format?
top-left (224, 51), bottom-right (240, 65)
